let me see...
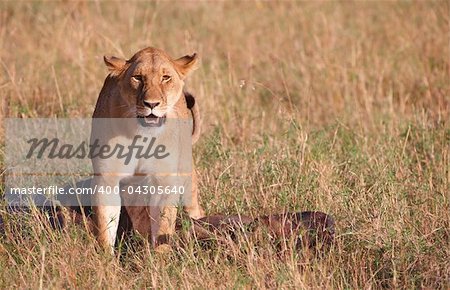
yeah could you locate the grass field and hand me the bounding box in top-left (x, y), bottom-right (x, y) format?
top-left (0, 1), bottom-right (449, 288)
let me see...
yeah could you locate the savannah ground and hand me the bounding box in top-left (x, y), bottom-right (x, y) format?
top-left (0, 1), bottom-right (449, 288)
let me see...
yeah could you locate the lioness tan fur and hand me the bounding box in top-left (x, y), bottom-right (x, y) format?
top-left (91, 47), bottom-right (204, 252)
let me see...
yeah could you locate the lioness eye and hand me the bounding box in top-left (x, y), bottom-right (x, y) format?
top-left (131, 75), bottom-right (143, 82)
top-left (162, 75), bottom-right (171, 82)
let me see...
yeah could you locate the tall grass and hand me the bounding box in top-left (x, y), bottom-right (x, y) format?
top-left (0, 1), bottom-right (448, 288)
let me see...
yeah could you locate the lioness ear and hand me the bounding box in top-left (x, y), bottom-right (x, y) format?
top-left (174, 53), bottom-right (199, 79)
top-left (103, 56), bottom-right (126, 74)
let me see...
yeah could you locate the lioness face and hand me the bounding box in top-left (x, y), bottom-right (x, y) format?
top-left (104, 47), bottom-right (198, 127)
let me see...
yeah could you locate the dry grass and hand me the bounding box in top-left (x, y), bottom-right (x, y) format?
top-left (0, 1), bottom-right (449, 288)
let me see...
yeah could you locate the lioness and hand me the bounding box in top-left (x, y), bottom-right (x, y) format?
top-left (91, 47), bottom-right (204, 252)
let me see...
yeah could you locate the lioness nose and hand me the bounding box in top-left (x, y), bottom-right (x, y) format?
top-left (143, 101), bottom-right (160, 109)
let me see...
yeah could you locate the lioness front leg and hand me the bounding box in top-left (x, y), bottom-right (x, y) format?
top-left (150, 205), bottom-right (177, 253)
top-left (149, 183), bottom-right (179, 253)
top-left (183, 168), bottom-right (205, 219)
top-left (92, 175), bottom-right (121, 252)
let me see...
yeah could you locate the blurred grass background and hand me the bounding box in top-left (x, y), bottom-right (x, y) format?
top-left (0, 1), bottom-right (449, 288)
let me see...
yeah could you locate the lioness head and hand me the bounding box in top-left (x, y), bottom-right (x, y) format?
top-left (104, 47), bottom-right (199, 127)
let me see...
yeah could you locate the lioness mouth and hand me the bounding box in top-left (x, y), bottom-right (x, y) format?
top-left (138, 114), bottom-right (166, 127)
